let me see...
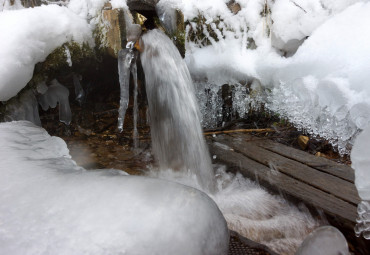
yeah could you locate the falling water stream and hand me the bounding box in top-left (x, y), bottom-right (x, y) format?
top-left (122, 29), bottom-right (216, 193)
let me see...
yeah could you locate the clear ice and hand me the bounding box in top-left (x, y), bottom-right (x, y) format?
top-left (73, 74), bottom-right (85, 105)
top-left (117, 48), bottom-right (134, 132)
top-left (351, 125), bottom-right (370, 239)
top-left (4, 89), bottom-right (41, 126)
top-left (38, 79), bottom-right (72, 125)
top-left (131, 52), bottom-right (139, 149)
top-left (295, 226), bottom-right (350, 255)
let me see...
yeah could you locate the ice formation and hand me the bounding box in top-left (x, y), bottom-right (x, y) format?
top-left (73, 74), bottom-right (85, 105)
top-left (351, 125), bottom-right (370, 239)
top-left (131, 54), bottom-right (139, 149)
top-left (3, 90), bottom-right (41, 126)
top-left (0, 121), bottom-right (229, 255)
top-left (295, 226), bottom-right (350, 255)
top-left (117, 48), bottom-right (135, 132)
top-left (140, 29), bottom-right (215, 192)
top-left (38, 79), bottom-right (72, 125)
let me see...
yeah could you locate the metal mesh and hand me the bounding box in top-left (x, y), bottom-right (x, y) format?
top-left (228, 232), bottom-right (276, 255)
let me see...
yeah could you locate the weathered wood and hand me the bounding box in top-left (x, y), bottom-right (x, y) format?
top-left (207, 140), bottom-right (358, 223)
top-left (215, 133), bottom-right (360, 205)
top-left (239, 133), bottom-right (355, 183)
top-left (203, 128), bottom-right (275, 136)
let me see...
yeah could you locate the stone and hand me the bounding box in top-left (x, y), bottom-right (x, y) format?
top-left (298, 135), bottom-right (309, 150)
top-left (101, 8), bottom-right (126, 58)
top-left (227, 0), bottom-right (241, 14)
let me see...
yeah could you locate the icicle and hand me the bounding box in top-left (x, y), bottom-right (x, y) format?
top-left (117, 47), bottom-right (134, 132)
top-left (73, 74), bottom-right (85, 105)
top-left (131, 52), bottom-right (139, 149)
top-left (4, 89), bottom-right (40, 126)
top-left (38, 79), bottom-right (72, 125)
top-left (64, 45), bottom-right (72, 67)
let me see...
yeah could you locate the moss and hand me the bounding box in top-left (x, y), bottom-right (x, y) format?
top-left (29, 41), bottom-right (97, 87)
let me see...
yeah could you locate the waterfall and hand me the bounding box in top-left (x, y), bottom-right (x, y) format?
top-left (139, 29), bottom-right (215, 192)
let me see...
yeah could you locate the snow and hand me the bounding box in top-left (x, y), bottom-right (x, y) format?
top-left (0, 4), bottom-right (92, 101)
top-left (263, 2), bottom-right (370, 154)
top-left (0, 121), bottom-right (229, 255)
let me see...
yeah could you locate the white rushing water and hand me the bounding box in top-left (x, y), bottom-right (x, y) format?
top-left (139, 29), bottom-right (215, 193)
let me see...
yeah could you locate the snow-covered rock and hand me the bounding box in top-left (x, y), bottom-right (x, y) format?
top-left (0, 121), bottom-right (229, 255)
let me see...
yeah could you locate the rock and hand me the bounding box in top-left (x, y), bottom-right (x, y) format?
top-left (227, 0), bottom-right (241, 14)
top-left (298, 135), bottom-right (309, 150)
top-left (101, 7), bottom-right (126, 58)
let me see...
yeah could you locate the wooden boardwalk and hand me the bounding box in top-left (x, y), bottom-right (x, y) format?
top-left (206, 133), bottom-right (360, 225)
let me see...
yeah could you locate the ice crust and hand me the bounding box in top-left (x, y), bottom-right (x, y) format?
top-left (295, 226), bottom-right (350, 255)
top-left (0, 121), bottom-right (229, 255)
top-left (352, 125), bottom-right (370, 239)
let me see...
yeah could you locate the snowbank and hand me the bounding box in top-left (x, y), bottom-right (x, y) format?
top-left (167, 0), bottom-right (370, 154)
top-left (0, 4), bottom-right (92, 101)
top-left (0, 121), bottom-right (229, 255)
top-left (263, 2), bottom-right (370, 154)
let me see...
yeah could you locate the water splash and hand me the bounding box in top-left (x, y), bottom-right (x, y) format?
top-left (139, 29), bottom-right (215, 192)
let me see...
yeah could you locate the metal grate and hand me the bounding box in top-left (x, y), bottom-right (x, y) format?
top-left (228, 231), bottom-right (278, 255)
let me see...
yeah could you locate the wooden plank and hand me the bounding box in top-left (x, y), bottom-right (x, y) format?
top-left (236, 133), bottom-right (355, 182)
top-left (207, 140), bottom-right (358, 223)
top-left (212, 134), bottom-right (360, 205)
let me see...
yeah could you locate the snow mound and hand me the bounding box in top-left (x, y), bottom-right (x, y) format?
top-left (0, 4), bottom-right (92, 101)
top-left (264, 2), bottom-right (370, 154)
top-left (0, 121), bottom-right (229, 255)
